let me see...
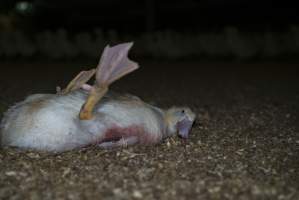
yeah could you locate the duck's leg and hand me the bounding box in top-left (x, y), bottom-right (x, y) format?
top-left (79, 42), bottom-right (139, 120)
top-left (58, 69), bottom-right (96, 94)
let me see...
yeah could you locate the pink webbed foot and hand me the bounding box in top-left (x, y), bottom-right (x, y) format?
top-left (57, 42), bottom-right (139, 120)
top-left (79, 42), bottom-right (139, 120)
top-left (57, 69), bottom-right (96, 95)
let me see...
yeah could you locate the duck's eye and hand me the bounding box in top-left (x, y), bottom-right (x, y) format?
top-left (181, 110), bottom-right (185, 114)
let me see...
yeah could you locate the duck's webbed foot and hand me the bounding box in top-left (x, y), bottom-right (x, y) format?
top-left (79, 42), bottom-right (139, 120)
top-left (57, 69), bottom-right (96, 95)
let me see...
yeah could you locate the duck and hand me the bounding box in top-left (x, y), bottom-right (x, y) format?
top-left (0, 42), bottom-right (195, 152)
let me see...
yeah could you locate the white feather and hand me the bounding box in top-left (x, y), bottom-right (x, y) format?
top-left (0, 90), bottom-right (166, 152)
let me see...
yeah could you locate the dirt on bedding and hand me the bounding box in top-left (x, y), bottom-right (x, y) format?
top-left (0, 61), bottom-right (298, 200)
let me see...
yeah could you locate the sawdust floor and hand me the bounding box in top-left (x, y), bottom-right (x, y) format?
top-left (0, 61), bottom-right (298, 200)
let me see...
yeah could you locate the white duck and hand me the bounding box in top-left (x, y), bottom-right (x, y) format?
top-left (0, 42), bottom-right (195, 152)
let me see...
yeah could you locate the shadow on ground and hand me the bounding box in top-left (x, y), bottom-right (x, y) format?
top-left (0, 61), bottom-right (298, 200)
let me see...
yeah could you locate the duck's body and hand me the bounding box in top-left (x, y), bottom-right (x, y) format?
top-left (0, 42), bottom-right (195, 152)
top-left (1, 90), bottom-right (167, 152)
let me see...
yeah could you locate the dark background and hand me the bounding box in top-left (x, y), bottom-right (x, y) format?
top-left (0, 1), bottom-right (299, 200)
top-left (1, 0), bottom-right (299, 61)
top-left (1, 0), bottom-right (299, 32)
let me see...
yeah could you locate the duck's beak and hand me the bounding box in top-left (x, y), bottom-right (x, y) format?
top-left (177, 118), bottom-right (194, 139)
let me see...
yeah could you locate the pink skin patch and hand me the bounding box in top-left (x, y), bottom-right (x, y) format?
top-left (95, 125), bottom-right (161, 147)
top-left (83, 125), bottom-right (162, 149)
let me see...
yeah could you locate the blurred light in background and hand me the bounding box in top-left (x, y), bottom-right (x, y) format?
top-left (15, 1), bottom-right (33, 15)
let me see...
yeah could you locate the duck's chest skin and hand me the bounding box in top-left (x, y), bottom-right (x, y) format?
top-left (0, 91), bottom-right (166, 152)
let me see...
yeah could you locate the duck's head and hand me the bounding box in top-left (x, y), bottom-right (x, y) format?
top-left (164, 107), bottom-right (196, 139)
